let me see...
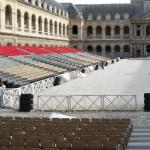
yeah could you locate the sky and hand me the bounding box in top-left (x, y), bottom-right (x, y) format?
top-left (57, 0), bottom-right (131, 4)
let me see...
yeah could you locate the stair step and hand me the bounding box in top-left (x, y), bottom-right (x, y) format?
top-left (127, 148), bottom-right (150, 150)
top-left (133, 130), bottom-right (150, 133)
top-left (127, 145), bottom-right (150, 150)
top-left (130, 139), bottom-right (150, 142)
top-left (127, 127), bottom-right (150, 150)
top-left (132, 132), bottom-right (150, 135)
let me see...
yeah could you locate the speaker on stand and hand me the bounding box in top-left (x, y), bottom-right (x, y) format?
top-left (19, 94), bottom-right (33, 112)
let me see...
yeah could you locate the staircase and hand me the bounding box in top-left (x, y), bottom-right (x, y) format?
top-left (127, 127), bottom-right (150, 150)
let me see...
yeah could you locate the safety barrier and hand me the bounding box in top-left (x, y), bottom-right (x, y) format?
top-left (36, 95), bottom-right (137, 111)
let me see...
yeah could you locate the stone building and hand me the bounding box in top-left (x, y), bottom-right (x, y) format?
top-left (64, 0), bottom-right (150, 57)
top-left (1, 0), bottom-right (150, 57)
top-left (0, 0), bottom-right (69, 46)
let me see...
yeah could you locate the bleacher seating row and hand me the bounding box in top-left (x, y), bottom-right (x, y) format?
top-left (0, 117), bottom-right (132, 150)
top-left (0, 46), bottom-right (111, 88)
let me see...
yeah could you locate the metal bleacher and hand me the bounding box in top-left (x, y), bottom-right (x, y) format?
top-left (0, 46), bottom-right (110, 88)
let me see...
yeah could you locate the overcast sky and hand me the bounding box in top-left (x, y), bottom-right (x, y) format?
top-left (57, 0), bottom-right (131, 4)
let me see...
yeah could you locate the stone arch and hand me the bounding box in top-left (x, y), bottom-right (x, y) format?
top-left (72, 25), bottom-right (78, 34)
top-left (114, 26), bottom-right (120, 35)
top-left (87, 26), bottom-right (93, 36)
top-left (87, 45), bottom-right (93, 53)
top-left (59, 22), bottom-right (62, 35)
top-left (17, 9), bottom-right (21, 28)
top-left (96, 26), bottom-right (102, 36)
top-left (54, 21), bottom-right (57, 34)
top-left (105, 26), bottom-right (111, 36)
top-left (38, 16), bottom-right (42, 33)
top-left (146, 25), bottom-right (150, 36)
top-left (96, 45), bottom-right (102, 53)
top-left (50, 19), bottom-right (53, 34)
top-left (5, 5), bottom-right (12, 26)
top-left (44, 18), bottom-right (48, 33)
top-left (24, 12), bottom-right (29, 29)
top-left (63, 24), bottom-right (65, 35)
top-left (31, 14), bottom-right (36, 30)
top-left (124, 26), bottom-right (129, 35)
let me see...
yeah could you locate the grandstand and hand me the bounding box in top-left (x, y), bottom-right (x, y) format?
top-left (1, 46), bottom-right (150, 150)
top-left (0, 46), bottom-right (110, 88)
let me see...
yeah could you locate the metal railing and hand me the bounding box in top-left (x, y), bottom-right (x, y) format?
top-left (36, 95), bottom-right (137, 111)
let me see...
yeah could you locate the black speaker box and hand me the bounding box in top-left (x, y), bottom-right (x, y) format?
top-left (53, 77), bottom-right (62, 86)
top-left (95, 64), bottom-right (99, 70)
top-left (144, 93), bottom-right (150, 111)
top-left (81, 68), bottom-right (86, 73)
top-left (19, 94), bottom-right (33, 112)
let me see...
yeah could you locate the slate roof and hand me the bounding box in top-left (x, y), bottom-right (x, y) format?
top-left (42, 0), bottom-right (64, 9)
top-left (62, 3), bottom-right (80, 19)
top-left (63, 3), bottom-right (144, 19)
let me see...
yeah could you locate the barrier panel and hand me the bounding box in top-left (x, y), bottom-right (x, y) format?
top-left (4, 77), bottom-right (54, 109)
top-left (37, 95), bottom-right (137, 111)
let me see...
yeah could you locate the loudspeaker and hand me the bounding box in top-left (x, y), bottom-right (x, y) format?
top-left (144, 93), bottom-right (150, 111)
top-left (53, 77), bottom-right (62, 86)
top-left (81, 68), bottom-right (86, 73)
top-left (95, 64), bottom-right (99, 70)
top-left (19, 94), bottom-right (33, 112)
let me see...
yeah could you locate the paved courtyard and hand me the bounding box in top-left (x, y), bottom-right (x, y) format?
top-left (39, 59), bottom-right (150, 107)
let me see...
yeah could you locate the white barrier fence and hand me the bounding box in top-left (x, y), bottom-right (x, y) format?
top-left (3, 77), bottom-right (54, 108)
top-left (2, 69), bottom-right (91, 109)
top-left (36, 95), bottom-right (137, 111)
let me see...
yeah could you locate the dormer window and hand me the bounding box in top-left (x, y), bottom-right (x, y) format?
top-left (88, 14), bottom-right (93, 20)
top-left (124, 13), bottom-right (129, 20)
top-left (105, 14), bottom-right (111, 20)
top-left (115, 13), bottom-right (120, 20)
top-left (97, 15), bottom-right (102, 20)
top-left (43, 2), bottom-right (47, 10)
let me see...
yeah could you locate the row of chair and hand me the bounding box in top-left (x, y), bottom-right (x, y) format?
top-left (0, 117), bottom-right (132, 150)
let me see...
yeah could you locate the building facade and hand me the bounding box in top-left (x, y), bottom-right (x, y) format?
top-left (0, 0), bottom-right (69, 46)
top-left (64, 0), bottom-right (150, 57)
top-left (1, 0), bottom-right (150, 57)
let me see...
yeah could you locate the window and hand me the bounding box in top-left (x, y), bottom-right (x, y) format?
top-left (87, 26), bottom-right (93, 36)
top-left (72, 25), bottom-right (78, 34)
top-left (146, 25), bottom-right (150, 35)
top-left (105, 14), bottom-right (111, 20)
top-left (5, 5), bottom-right (12, 26)
top-left (31, 14), bottom-right (36, 30)
top-left (63, 24), bottom-right (65, 35)
top-left (44, 18), bottom-right (48, 33)
top-left (17, 9), bottom-right (21, 28)
top-left (38, 16), bottom-right (42, 33)
top-left (96, 45), bottom-right (102, 53)
top-left (97, 15), bottom-right (102, 20)
top-left (124, 45), bottom-right (130, 52)
top-left (124, 26), bottom-right (129, 35)
top-left (50, 20), bottom-right (53, 34)
top-left (114, 26), bottom-right (120, 35)
top-left (24, 12), bottom-right (29, 29)
top-left (124, 13), bottom-right (129, 20)
top-left (87, 45), bottom-right (93, 52)
top-left (114, 45), bottom-right (120, 52)
top-left (96, 26), bottom-right (102, 36)
top-left (115, 13), bottom-right (120, 20)
top-left (88, 14), bottom-right (93, 20)
top-left (54, 21), bottom-right (57, 34)
top-left (105, 26), bottom-right (111, 36)
top-left (59, 23), bottom-right (62, 35)
top-left (105, 45), bottom-right (111, 52)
